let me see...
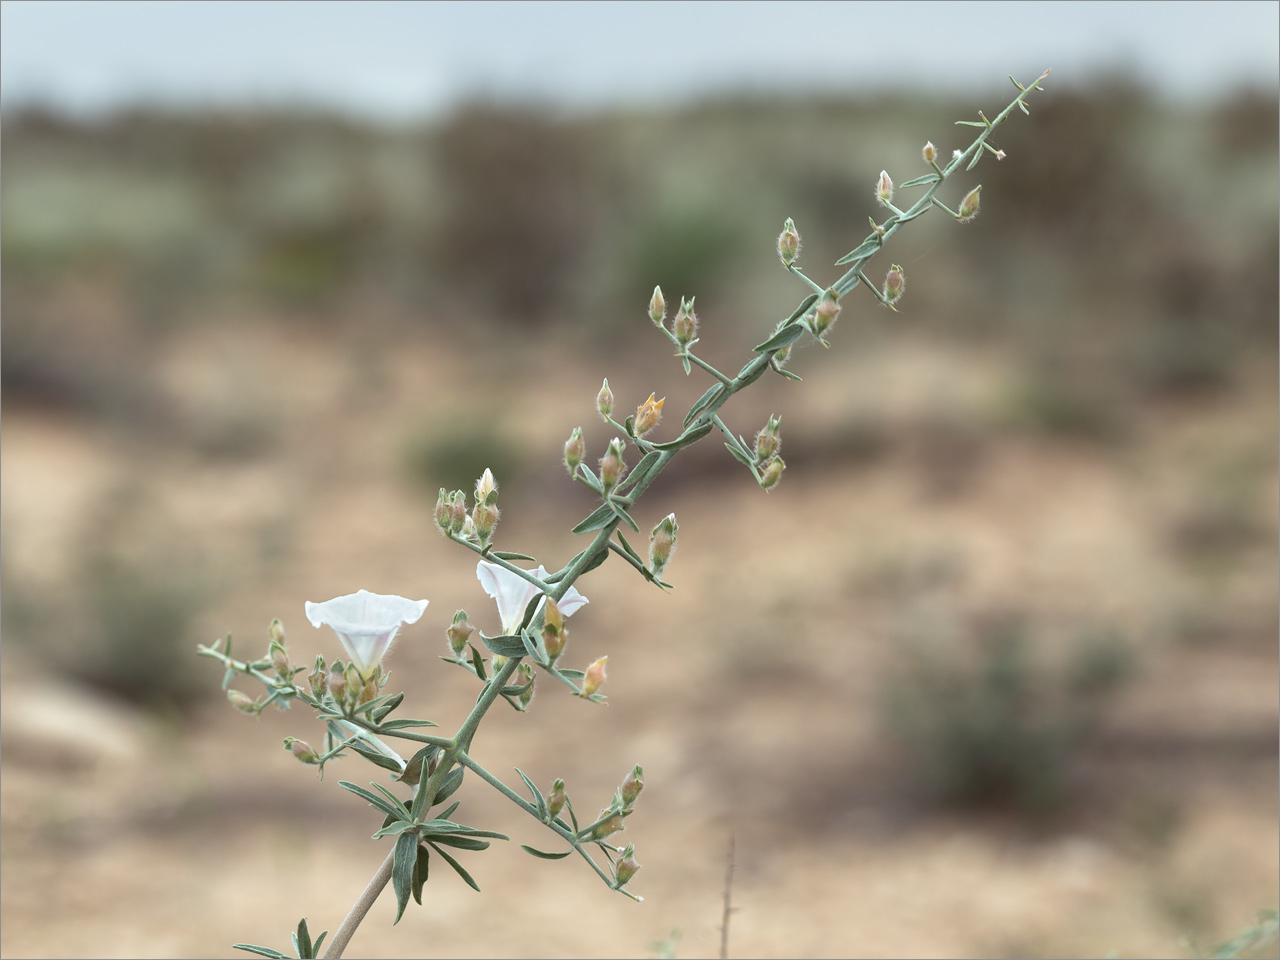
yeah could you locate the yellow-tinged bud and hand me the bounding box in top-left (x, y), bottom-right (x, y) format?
top-left (542, 598), bottom-right (567, 661)
top-left (269, 618), bottom-right (286, 646)
top-left (620, 764), bottom-right (644, 807)
top-left (591, 813), bottom-right (626, 840)
top-left (634, 393), bottom-right (665, 437)
top-left (648, 286), bottom-right (666, 325)
top-left (760, 455), bottom-right (785, 491)
top-left (462, 515), bottom-right (478, 542)
top-left (596, 379), bottom-right (614, 421)
top-left (883, 264), bottom-right (905, 305)
top-left (345, 663), bottom-right (363, 697)
top-left (615, 850), bottom-right (641, 886)
top-left (876, 169), bottom-right (894, 207)
top-left (673, 298), bottom-right (699, 348)
top-left (564, 426), bottom-right (585, 475)
top-left (754, 415), bottom-right (782, 463)
top-left (472, 500), bottom-right (500, 545)
top-left (434, 488), bottom-right (452, 534)
top-left (648, 513), bottom-right (678, 578)
top-left (546, 778), bottom-right (566, 819)
top-left (475, 467), bottom-right (497, 505)
top-left (922, 141), bottom-right (937, 164)
top-left (777, 217), bottom-right (801, 266)
top-left (957, 185), bottom-right (981, 222)
top-left (492, 653), bottom-right (508, 673)
top-left (599, 438), bottom-right (627, 496)
top-left (447, 610), bottom-right (474, 658)
top-left (285, 737), bottom-right (319, 764)
top-left (582, 656), bottom-right (608, 697)
top-left (227, 689), bottom-right (258, 713)
top-left (812, 291), bottom-right (841, 340)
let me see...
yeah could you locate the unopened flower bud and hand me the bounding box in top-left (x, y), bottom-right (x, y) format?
top-left (269, 618), bottom-right (286, 645)
top-left (271, 642), bottom-right (290, 678)
top-left (582, 656), bottom-right (608, 697)
top-left (754, 415), bottom-right (782, 463)
top-left (634, 393), bottom-right (665, 437)
top-left (883, 264), bottom-right (905, 305)
top-left (360, 676), bottom-right (379, 704)
top-left (672, 298), bottom-right (699, 348)
top-left (777, 217), bottom-right (801, 266)
top-left (434, 488), bottom-right (452, 534)
top-left (308, 656), bottom-right (327, 698)
top-left (227, 689), bottom-right (257, 714)
top-left (475, 467), bottom-right (498, 506)
top-left (599, 438), bottom-right (627, 496)
top-left (591, 813), bottom-right (626, 840)
top-left (472, 500), bottom-right (500, 545)
top-left (876, 169), bottom-right (894, 207)
top-left (812, 291), bottom-right (841, 339)
top-left (760, 455), bottom-right (786, 491)
top-left (648, 513), bottom-right (678, 578)
top-left (447, 610), bottom-right (474, 657)
top-left (564, 426), bottom-right (585, 475)
top-left (620, 764), bottom-right (644, 807)
top-left (615, 850), bottom-right (641, 886)
top-left (922, 141), bottom-right (937, 164)
top-left (345, 663), bottom-right (363, 697)
top-left (546, 779), bottom-right (566, 819)
top-left (462, 515), bottom-right (478, 542)
top-left (449, 490), bottom-right (468, 534)
top-left (648, 286), bottom-right (666, 325)
top-left (285, 737), bottom-right (319, 764)
top-left (596, 379), bottom-right (614, 421)
top-left (517, 663), bottom-right (535, 709)
top-left (541, 598), bottom-right (567, 661)
top-left (957, 185), bottom-right (981, 223)
top-left (492, 653), bottom-right (508, 673)
top-left (328, 665), bottom-right (347, 700)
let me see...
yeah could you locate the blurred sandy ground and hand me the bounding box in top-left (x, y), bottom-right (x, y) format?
top-left (1, 86), bottom-right (1277, 958)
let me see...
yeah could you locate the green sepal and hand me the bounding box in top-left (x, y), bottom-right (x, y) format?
top-left (681, 355), bottom-right (692, 376)
top-left (572, 502), bottom-right (616, 535)
top-left (338, 780), bottom-right (404, 820)
top-left (428, 834), bottom-right (491, 852)
top-left (514, 768), bottom-right (548, 820)
top-left (391, 831), bottom-right (419, 923)
top-left (492, 550), bottom-right (537, 562)
top-left (370, 692), bottom-right (404, 723)
top-left (349, 744), bottom-right (405, 773)
top-left (481, 633), bottom-right (529, 658)
top-left (426, 840), bottom-right (481, 892)
top-left (520, 844), bottom-right (573, 860)
top-left (411, 843), bottom-right (430, 904)
top-left (373, 819), bottom-right (417, 839)
top-left (683, 383), bottom-right (722, 427)
top-left (232, 945), bottom-right (291, 959)
top-left (752, 323), bottom-right (806, 353)
top-left (834, 239), bottom-right (881, 266)
top-left (651, 420), bottom-right (712, 451)
top-left (624, 414), bottom-right (635, 437)
top-left (899, 173), bottom-right (942, 188)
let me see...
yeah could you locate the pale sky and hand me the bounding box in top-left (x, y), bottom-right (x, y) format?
top-left (2, 1), bottom-right (1277, 119)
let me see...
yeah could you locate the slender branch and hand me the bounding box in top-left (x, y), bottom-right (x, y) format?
top-left (322, 848), bottom-right (394, 960)
top-left (684, 351), bottom-right (734, 385)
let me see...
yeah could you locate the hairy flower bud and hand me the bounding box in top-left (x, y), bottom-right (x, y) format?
top-left (772, 343), bottom-right (793, 368)
top-left (541, 598), bottom-right (567, 661)
top-left (952, 148), bottom-right (962, 162)
top-left (672, 298), bottom-right (699, 348)
top-left (546, 778), bottom-right (566, 819)
top-left (517, 663), bottom-right (536, 709)
top-left (328, 665), bottom-right (347, 701)
top-left (620, 764), bottom-right (644, 807)
top-left (308, 656), bottom-right (327, 698)
top-left (447, 610), bottom-right (474, 658)
top-left (596, 379), bottom-right (614, 421)
top-left (449, 490), bottom-right (468, 535)
top-left (475, 467), bottom-right (498, 506)
top-left (591, 812), bottom-right (626, 841)
top-left (648, 286), bottom-right (666, 326)
top-left (883, 264), bottom-right (906, 305)
top-left (760, 455), bottom-right (786, 491)
top-left (472, 500), bottom-right (500, 545)
top-left (777, 217), bottom-right (801, 266)
top-left (599, 438), bottom-right (627, 496)
top-left (957, 185), bottom-right (981, 223)
top-left (285, 737), bottom-right (319, 764)
top-left (360, 675), bottom-right (379, 705)
top-left (812, 291), bottom-right (841, 340)
top-left (227, 689), bottom-right (258, 713)
top-left (876, 169), bottom-right (894, 207)
top-left (634, 393), bottom-right (665, 438)
top-left (269, 618), bottom-right (286, 646)
top-left (648, 513), bottom-right (678, 579)
top-left (564, 426), bottom-right (585, 475)
top-left (582, 656), bottom-right (608, 697)
top-left (270, 641), bottom-right (290, 678)
top-left (922, 141), bottom-right (937, 165)
top-left (434, 488), bottom-right (452, 534)
top-left (754, 415), bottom-right (782, 463)
top-left (615, 848), bottom-right (641, 886)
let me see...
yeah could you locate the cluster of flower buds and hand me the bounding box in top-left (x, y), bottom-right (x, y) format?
top-left (648, 285), bottom-right (666, 326)
top-left (472, 468), bottom-right (500, 546)
top-left (754, 416), bottom-right (782, 463)
top-left (672, 298), bottom-right (699, 350)
top-left (648, 513), bottom-right (678, 579)
top-left (599, 438), bottom-right (628, 496)
top-left (634, 393), bottom-right (665, 438)
top-left (323, 660), bottom-right (382, 713)
top-left (957, 185), bottom-right (981, 223)
top-left (812, 290), bottom-right (841, 341)
top-left (776, 217), bottom-right (801, 266)
top-left (447, 609), bottom-right (474, 658)
top-left (433, 488), bottom-right (473, 539)
top-left (876, 170), bottom-right (894, 207)
top-left (541, 597), bottom-right (568, 661)
top-left (581, 655), bottom-right (608, 698)
top-left (564, 426), bottom-right (585, 475)
top-left (284, 736), bottom-right (319, 765)
top-left (883, 264), bottom-right (906, 306)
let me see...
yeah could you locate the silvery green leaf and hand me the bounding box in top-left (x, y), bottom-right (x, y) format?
top-left (519, 630), bottom-right (539, 661)
top-left (967, 149), bottom-right (983, 170)
top-left (436, 800), bottom-right (461, 821)
top-left (681, 356), bottom-right (692, 376)
top-left (557, 668), bottom-right (586, 681)
top-left (895, 205), bottom-right (930, 223)
top-left (735, 360), bottom-right (768, 387)
top-left (614, 530), bottom-right (646, 567)
top-left (370, 781), bottom-right (412, 817)
top-left (785, 292), bottom-right (820, 324)
top-left (618, 450), bottom-right (660, 491)
top-left (834, 239), bottom-right (881, 266)
top-left (373, 819), bottom-right (417, 839)
top-left (338, 780), bottom-right (402, 819)
top-left (899, 173), bottom-right (942, 188)
top-left (428, 835), bottom-right (491, 852)
top-left (514, 768), bottom-right (548, 819)
top-left (481, 634), bottom-right (528, 657)
top-left (370, 692), bottom-right (404, 723)
top-left (521, 844), bottom-right (573, 860)
top-left (653, 421), bottom-right (712, 451)
top-left (571, 502), bottom-right (616, 535)
top-left (294, 918), bottom-right (311, 960)
top-left (492, 550), bottom-right (537, 562)
top-left (411, 843), bottom-right (430, 904)
top-left (773, 366), bottom-right (803, 382)
top-left (609, 502), bottom-right (641, 533)
top-left (683, 384), bottom-right (722, 426)
top-left (379, 717), bottom-right (438, 730)
top-left (232, 945), bottom-right (290, 959)
top-left (435, 766), bottom-right (465, 804)
top-left (349, 744), bottom-right (405, 773)
top-left (468, 643), bottom-right (487, 680)
top-left (752, 324), bottom-right (805, 353)
top-left (725, 442), bottom-right (754, 467)
top-left (392, 831), bottom-right (419, 922)
top-left (955, 119), bottom-right (986, 127)
top-left (426, 840), bottom-right (481, 892)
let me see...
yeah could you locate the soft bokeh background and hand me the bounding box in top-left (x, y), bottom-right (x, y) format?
top-left (2, 3), bottom-right (1277, 958)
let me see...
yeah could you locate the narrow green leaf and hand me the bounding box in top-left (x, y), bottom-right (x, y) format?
top-left (966, 149), bottom-right (983, 171)
top-left (580, 548), bottom-right (609, 575)
top-left (1019, 101), bottom-right (1030, 115)
top-left (468, 643), bottom-right (487, 681)
top-left (436, 800), bottom-right (461, 821)
top-left (955, 119), bottom-right (986, 127)
top-left (427, 834), bottom-right (491, 852)
top-left (576, 463), bottom-right (601, 488)
top-left (310, 932), bottom-right (328, 958)
top-left (752, 323), bottom-right (806, 353)
top-left (338, 781), bottom-right (402, 820)
top-left (683, 383), bottom-right (722, 427)
top-left (435, 766), bottom-right (465, 805)
top-left (834, 239), bottom-right (881, 266)
top-left (557, 668), bottom-right (586, 681)
top-left (232, 945), bottom-right (291, 959)
top-left (519, 630), bottom-right (540, 661)
top-left (492, 550), bottom-right (537, 562)
top-left (681, 355), bottom-right (692, 377)
top-left (784, 292), bottom-right (820, 324)
top-left (617, 450), bottom-right (660, 491)
top-left (624, 414), bottom-right (635, 436)
top-left (571, 502), bottom-right (616, 535)
top-left (373, 819), bottom-right (417, 839)
top-left (426, 841), bottom-right (481, 892)
top-left (392, 831), bottom-right (419, 923)
top-left (773, 366), bottom-right (803, 382)
top-left (514, 768), bottom-right (548, 819)
top-left (379, 717), bottom-right (438, 730)
top-left (608, 502), bottom-right (641, 533)
top-left (370, 781), bottom-right (411, 817)
top-left (898, 173), bottom-right (941, 188)
top-left (735, 360), bottom-right (769, 387)
top-left (398, 745), bottom-right (439, 787)
top-left (411, 843), bottom-right (430, 905)
top-left (370, 692), bottom-right (404, 723)
top-left (349, 744), bottom-right (405, 773)
top-left (480, 633), bottom-right (529, 658)
top-left (724, 442), bottom-right (754, 467)
top-left (520, 844), bottom-right (573, 860)
top-left (614, 530), bottom-right (646, 568)
top-left (651, 420), bottom-right (712, 451)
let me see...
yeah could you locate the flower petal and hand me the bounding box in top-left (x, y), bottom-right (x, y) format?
top-left (476, 561), bottom-right (540, 635)
top-left (305, 589), bottom-right (429, 676)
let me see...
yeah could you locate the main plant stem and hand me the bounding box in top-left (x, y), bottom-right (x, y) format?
top-left (323, 848), bottom-right (394, 959)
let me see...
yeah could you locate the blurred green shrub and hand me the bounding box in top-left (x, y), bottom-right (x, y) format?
top-left (881, 615), bottom-right (1133, 817)
top-left (401, 415), bottom-right (526, 498)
